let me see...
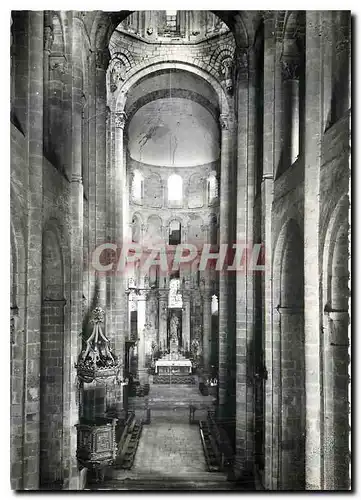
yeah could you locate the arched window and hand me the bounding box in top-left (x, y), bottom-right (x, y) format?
top-left (169, 220), bottom-right (181, 245)
top-left (207, 172), bottom-right (218, 204)
top-left (211, 294), bottom-right (219, 315)
top-left (132, 170), bottom-right (144, 203)
top-left (165, 10), bottom-right (178, 33)
top-left (168, 174), bottom-right (182, 203)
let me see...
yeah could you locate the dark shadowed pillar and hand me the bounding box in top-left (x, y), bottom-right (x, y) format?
top-left (202, 289), bottom-right (212, 373)
top-left (66, 13), bottom-right (84, 490)
top-left (218, 109), bottom-right (235, 419)
top-left (234, 46), bottom-right (257, 481)
top-left (158, 290), bottom-right (168, 351)
top-left (112, 110), bottom-right (127, 361)
top-left (262, 11), bottom-right (283, 490)
top-left (24, 10), bottom-right (43, 490)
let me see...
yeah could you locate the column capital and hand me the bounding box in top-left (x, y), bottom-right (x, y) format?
top-left (201, 289), bottom-right (213, 301)
top-left (49, 54), bottom-right (68, 76)
top-left (235, 47), bottom-right (249, 72)
top-left (71, 173), bottom-right (83, 184)
top-left (95, 47), bottom-right (110, 70)
top-left (81, 92), bottom-right (87, 119)
top-left (262, 10), bottom-right (276, 24)
top-left (114, 111), bottom-right (127, 129)
top-left (74, 11), bottom-right (87, 21)
top-left (219, 55), bottom-right (234, 95)
top-left (281, 59), bottom-right (301, 81)
top-left (219, 112), bottom-right (235, 130)
top-left (139, 289), bottom-right (150, 299)
top-left (158, 290), bottom-right (168, 301)
top-left (44, 25), bottom-right (54, 52)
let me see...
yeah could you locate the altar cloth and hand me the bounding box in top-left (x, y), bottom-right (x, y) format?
top-left (155, 358), bottom-right (192, 374)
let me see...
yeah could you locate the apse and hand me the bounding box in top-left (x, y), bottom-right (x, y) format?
top-left (128, 98), bottom-right (220, 167)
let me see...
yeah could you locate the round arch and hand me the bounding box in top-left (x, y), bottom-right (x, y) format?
top-left (115, 60), bottom-right (230, 115)
top-left (321, 194), bottom-right (350, 490)
top-left (271, 217), bottom-right (305, 490)
top-left (322, 195), bottom-right (349, 309)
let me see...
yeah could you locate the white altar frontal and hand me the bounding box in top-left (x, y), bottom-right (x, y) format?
top-left (155, 352), bottom-right (192, 374)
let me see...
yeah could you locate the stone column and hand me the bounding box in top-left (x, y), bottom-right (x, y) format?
top-left (95, 48), bottom-right (110, 306)
top-left (66, 14), bottom-right (84, 489)
top-left (182, 224), bottom-right (189, 244)
top-left (304, 11), bottom-right (323, 490)
top-left (125, 290), bottom-right (131, 339)
top-left (324, 309), bottom-right (349, 490)
top-left (43, 22), bottom-right (53, 156)
top-left (24, 11), bottom-right (43, 490)
top-left (281, 59), bottom-right (300, 167)
top-left (262, 12), bottom-right (283, 490)
top-left (112, 110), bottom-right (127, 359)
top-left (202, 289), bottom-right (212, 373)
top-left (218, 110), bottom-right (235, 417)
top-left (141, 223), bottom-right (147, 244)
top-left (182, 291), bottom-right (191, 351)
top-left (158, 290), bottom-right (168, 351)
top-left (234, 46), bottom-right (257, 481)
top-left (137, 292), bottom-right (147, 382)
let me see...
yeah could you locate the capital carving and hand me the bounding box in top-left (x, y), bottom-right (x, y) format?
top-left (106, 107), bottom-right (111, 126)
top-left (75, 11), bottom-right (87, 20)
top-left (236, 48), bottom-right (248, 72)
top-left (281, 59), bottom-right (300, 81)
top-left (114, 111), bottom-right (127, 129)
top-left (49, 55), bottom-right (67, 76)
top-left (219, 56), bottom-right (234, 95)
top-left (262, 10), bottom-right (276, 23)
top-left (201, 289), bottom-right (213, 302)
top-left (81, 92), bottom-right (87, 119)
top-left (158, 290), bottom-right (168, 301)
top-left (219, 113), bottom-right (230, 130)
top-left (44, 26), bottom-right (54, 52)
top-left (110, 58), bottom-right (126, 92)
top-left (95, 48), bottom-right (110, 70)
top-left (71, 173), bottom-right (82, 184)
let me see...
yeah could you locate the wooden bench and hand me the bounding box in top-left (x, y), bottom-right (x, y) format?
top-left (207, 412), bottom-right (234, 470)
top-left (199, 420), bottom-right (221, 471)
top-left (114, 412), bottom-right (135, 467)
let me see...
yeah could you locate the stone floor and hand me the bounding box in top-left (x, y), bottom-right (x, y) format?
top-left (102, 422), bottom-right (229, 490)
top-left (93, 382), bottom-right (231, 490)
top-left (133, 422), bottom-right (208, 476)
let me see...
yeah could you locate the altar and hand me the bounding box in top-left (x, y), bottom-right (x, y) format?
top-left (155, 352), bottom-right (192, 375)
